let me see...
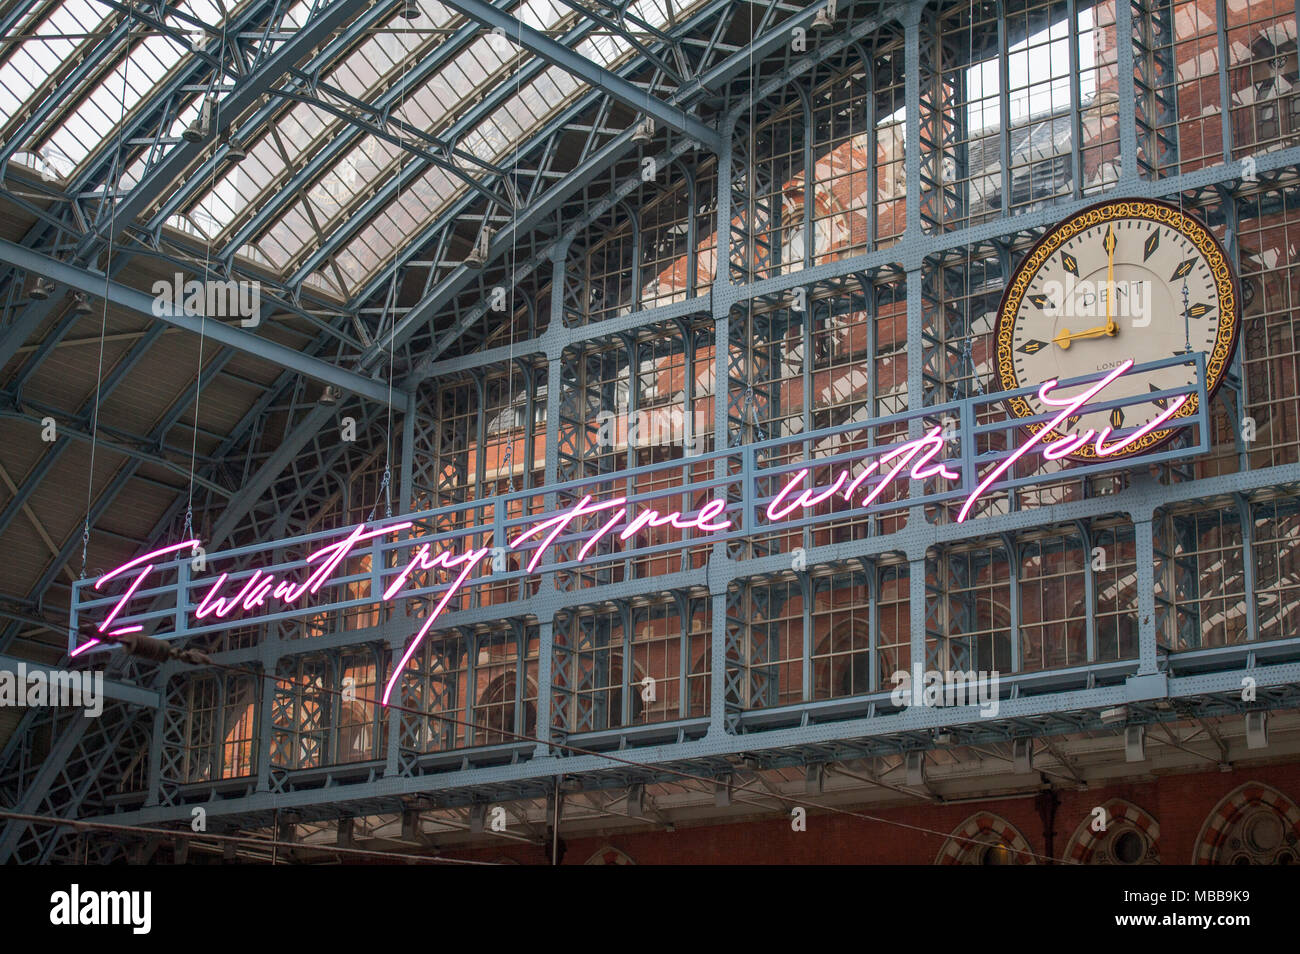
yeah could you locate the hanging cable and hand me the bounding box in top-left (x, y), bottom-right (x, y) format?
top-left (374, 17), bottom-right (417, 525)
top-left (0, 808), bottom-right (494, 865)
top-left (500, 15), bottom-right (526, 499)
top-left (81, 33), bottom-right (135, 579)
top-left (184, 38), bottom-right (227, 550)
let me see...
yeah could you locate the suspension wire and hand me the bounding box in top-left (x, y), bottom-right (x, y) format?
top-left (92, 627), bottom-right (1066, 865)
top-left (499, 15), bottom-right (526, 498)
top-left (374, 16), bottom-right (415, 526)
top-left (81, 31), bottom-right (134, 579)
top-left (184, 38), bottom-right (227, 547)
top-left (0, 809), bottom-right (496, 865)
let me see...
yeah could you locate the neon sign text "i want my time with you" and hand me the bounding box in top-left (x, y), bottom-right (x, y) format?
top-left (76, 360), bottom-right (1189, 706)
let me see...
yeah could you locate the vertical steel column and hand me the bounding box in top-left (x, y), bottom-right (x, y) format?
top-left (683, 161), bottom-right (699, 297)
top-left (1134, 511), bottom-right (1159, 674)
top-left (1005, 535), bottom-right (1021, 674)
top-left (997, 2), bottom-right (1011, 212)
top-left (620, 601), bottom-right (634, 726)
top-left (1067, 0), bottom-right (1084, 197)
top-left (905, 3), bottom-right (923, 238)
top-left (1216, 0), bottom-right (1232, 162)
top-left (385, 386), bottom-right (420, 775)
top-left (909, 556), bottom-right (927, 678)
top-left (533, 241), bottom-right (569, 755)
top-left (256, 641), bottom-right (279, 789)
top-left (709, 113), bottom-right (737, 739)
top-left (1116, 0), bottom-right (1140, 182)
top-left (1235, 494), bottom-right (1259, 641)
top-left (144, 662), bottom-right (175, 807)
top-left (1077, 521), bottom-right (1097, 663)
top-left (512, 620), bottom-right (526, 738)
top-left (867, 558), bottom-right (880, 692)
top-left (464, 629), bottom-right (478, 748)
top-left (863, 46), bottom-right (879, 249)
top-left (904, 6), bottom-right (928, 678)
top-left (399, 389), bottom-right (417, 513)
top-left (800, 84), bottom-right (815, 270)
top-left (672, 592), bottom-right (690, 718)
top-left (800, 572), bottom-right (813, 702)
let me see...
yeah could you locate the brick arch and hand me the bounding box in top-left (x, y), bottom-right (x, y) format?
top-left (1193, 782), bottom-right (1300, 865)
top-left (585, 844), bottom-right (635, 865)
top-left (935, 811), bottom-right (1036, 865)
top-left (1063, 798), bottom-right (1160, 864)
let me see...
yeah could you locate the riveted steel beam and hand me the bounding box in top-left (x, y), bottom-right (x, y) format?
top-left (0, 238), bottom-right (401, 406)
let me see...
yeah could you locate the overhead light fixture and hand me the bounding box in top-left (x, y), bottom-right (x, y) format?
top-left (319, 385), bottom-right (341, 405)
top-left (904, 750), bottom-right (925, 786)
top-left (1245, 710), bottom-right (1268, 750)
top-left (464, 228), bottom-right (491, 269)
top-left (400, 0), bottom-right (421, 19)
top-left (184, 95), bottom-right (216, 143)
top-left (631, 115), bottom-right (655, 144)
top-left (1124, 725), bottom-right (1145, 763)
top-left (1099, 705), bottom-right (1129, 726)
top-left (71, 292), bottom-right (94, 316)
top-left (1013, 738), bottom-right (1033, 774)
top-left (29, 277), bottom-right (52, 300)
top-left (812, 0), bottom-right (837, 30)
top-left (222, 129), bottom-right (246, 161)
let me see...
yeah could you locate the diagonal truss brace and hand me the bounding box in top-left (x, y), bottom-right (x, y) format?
top-left (435, 0), bottom-right (722, 153)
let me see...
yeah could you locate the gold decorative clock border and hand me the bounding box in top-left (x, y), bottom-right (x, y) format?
top-left (994, 198), bottom-right (1239, 459)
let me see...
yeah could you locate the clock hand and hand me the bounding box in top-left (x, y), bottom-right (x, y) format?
top-left (1052, 323), bottom-right (1118, 350)
top-left (1104, 228), bottom-right (1117, 336)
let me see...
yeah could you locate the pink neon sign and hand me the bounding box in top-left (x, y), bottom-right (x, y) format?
top-left (76, 360), bottom-right (1191, 703)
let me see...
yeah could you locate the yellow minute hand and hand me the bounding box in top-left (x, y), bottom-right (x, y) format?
top-left (1103, 227), bottom-right (1117, 335)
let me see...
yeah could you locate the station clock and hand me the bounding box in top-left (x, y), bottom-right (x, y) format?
top-left (994, 198), bottom-right (1240, 459)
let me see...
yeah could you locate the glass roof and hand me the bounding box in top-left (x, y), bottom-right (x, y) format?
top-left (1, 0), bottom-right (288, 181)
top-left (1, 0), bottom-right (695, 299)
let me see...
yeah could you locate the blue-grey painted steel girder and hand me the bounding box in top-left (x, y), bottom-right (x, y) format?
top-left (0, 238), bottom-right (401, 406)
top-left (141, 0), bottom-right (476, 245)
top-left (435, 0), bottom-right (722, 153)
top-left (298, 0), bottom-right (747, 299)
top-left (72, 0), bottom-right (374, 259)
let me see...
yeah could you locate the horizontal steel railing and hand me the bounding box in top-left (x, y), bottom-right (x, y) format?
top-left (70, 354), bottom-right (1211, 652)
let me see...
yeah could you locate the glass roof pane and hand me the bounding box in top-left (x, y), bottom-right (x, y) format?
top-left (0, 0), bottom-right (111, 151)
top-left (181, 2), bottom-right (456, 243)
top-left (314, 0), bottom-right (706, 294)
top-left (174, 0), bottom-right (709, 291)
top-left (41, 32), bottom-right (179, 171)
top-left (40, 0), bottom-right (312, 188)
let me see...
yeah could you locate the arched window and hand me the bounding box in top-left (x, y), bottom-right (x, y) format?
top-left (1194, 782), bottom-right (1300, 864)
top-left (936, 812), bottom-right (1036, 864)
top-left (1064, 799), bottom-right (1161, 864)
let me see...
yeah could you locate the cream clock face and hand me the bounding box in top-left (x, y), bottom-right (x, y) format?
top-left (995, 199), bottom-right (1240, 460)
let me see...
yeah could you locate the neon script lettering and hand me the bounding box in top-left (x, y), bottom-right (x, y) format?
top-left (80, 360), bottom-right (1189, 702)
